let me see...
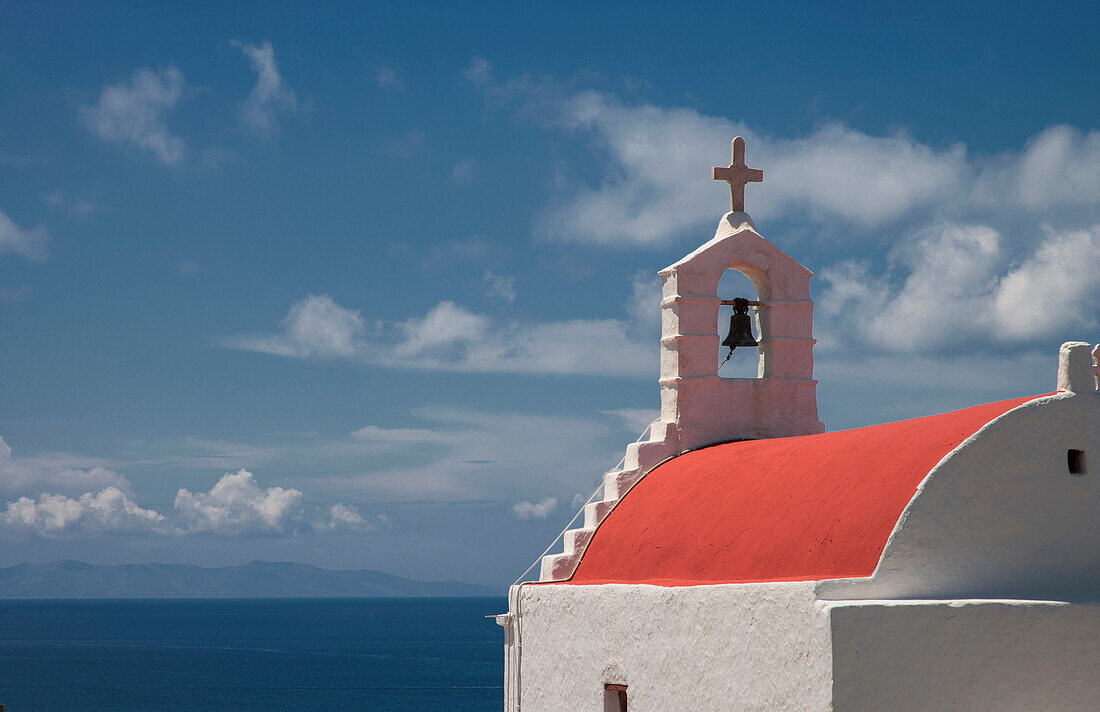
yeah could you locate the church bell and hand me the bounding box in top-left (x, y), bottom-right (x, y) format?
top-left (721, 297), bottom-right (758, 351)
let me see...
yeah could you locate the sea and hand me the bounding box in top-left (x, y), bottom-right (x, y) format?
top-left (0, 597), bottom-right (507, 711)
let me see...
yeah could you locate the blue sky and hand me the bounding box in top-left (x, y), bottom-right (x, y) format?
top-left (1, 1), bottom-right (1098, 585)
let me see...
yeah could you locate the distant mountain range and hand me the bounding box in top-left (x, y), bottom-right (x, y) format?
top-left (0, 560), bottom-right (503, 599)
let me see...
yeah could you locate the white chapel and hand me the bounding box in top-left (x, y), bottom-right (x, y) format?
top-left (496, 138), bottom-right (1100, 711)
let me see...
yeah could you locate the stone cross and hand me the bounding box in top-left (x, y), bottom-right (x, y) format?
top-left (713, 136), bottom-right (763, 212)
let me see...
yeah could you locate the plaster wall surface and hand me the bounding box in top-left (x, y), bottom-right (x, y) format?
top-left (820, 391), bottom-right (1100, 601)
top-left (510, 582), bottom-right (833, 712)
top-left (829, 599), bottom-right (1100, 711)
top-left (661, 377), bottom-right (822, 448)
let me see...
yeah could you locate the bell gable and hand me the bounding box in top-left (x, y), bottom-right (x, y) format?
top-left (658, 210), bottom-right (823, 449)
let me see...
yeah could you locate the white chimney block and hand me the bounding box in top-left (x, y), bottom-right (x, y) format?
top-left (1094, 344), bottom-right (1100, 391)
top-left (1057, 341), bottom-right (1095, 393)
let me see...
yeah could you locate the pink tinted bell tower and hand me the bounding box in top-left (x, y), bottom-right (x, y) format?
top-left (658, 137), bottom-right (824, 450)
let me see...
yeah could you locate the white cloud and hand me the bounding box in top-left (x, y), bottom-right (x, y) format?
top-left (0, 488), bottom-right (167, 539)
top-left (375, 64), bottom-right (403, 90)
top-left (176, 259), bottom-right (200, 276)
top-left (819, 223), bottom-right (1002, 352)
top-left (174, 469), bottom-right (305, 535)
top-left (994, 225), bottom-right (1100, 337)
top-left (200, 145), bottom-right (242, 168)
top-left (172, 469), bottom-right (377, 536)
top-left (600, 408), bottom-right (659, 433)
top-left (394, 300), bottom-right (492, 357)
top-left (468, 73), bottom-right (970, 242)
top-left (818, 222), bottom-right (1100, 353)
top-left (280, 294), bottom-right (364, 357)
top-left (451, 157), bottom-right (479, 186)
top-left (0, 435), bottom-right (376, 540)
top-left (464, 57), bottom-right (493, 85)
top-left (513, 497), bottom-right (558, 520)
top-left (0, 472), bottom-right (376, 540)
top-left (531, 97), bottom-right (969, 243)
top-left (349, 425), bottom-right (455, 444)
top-left (74, 407), bottom-right (627, 510)
top-left (0, 208), bottom-right (49, 261)
top-left (128, 435), bottom-right (284, 472)
top-left (766, 126), bottom-right (967, 225)
top-left (380, 130), bottom-right (425, 157)
top-left (0, 435), bottom-right (132, 497)
top-left (81, 66), bottom-right (186, 165)
top-left (233, 40), bottom-right (297, 136)
top-left (972, 125), bottom-right (1100, 211)
top-left (42, 191), bottom-right (96, 219)
top-left (221, 293), bottom-right (364, 359)
top-left (224, 294), bottom-right (654, 377)
top-left (315, 406), bottom-right (620, 503)
top-left (482, 271), bottom-right (516, 302)
top-left (322, 503), bottom-right (380, 531)
top-left (422, 238), bottom-right (489, 269)
top-left (0, 285), bottom-right (31, 303)
top-left (625, 269), bottom-right (661, 341)
top-left (388, 302), bottom-right (653, 376)
top-left (813, 349), bottom-right (1057, 432)
top-left (468, 68), bottom-right (1100, 247)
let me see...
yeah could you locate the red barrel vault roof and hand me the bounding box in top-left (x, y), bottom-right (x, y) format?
top-left (567, 395), bottom-right (1040, 587)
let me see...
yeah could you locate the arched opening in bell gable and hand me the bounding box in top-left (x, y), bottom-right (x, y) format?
top-left (717, 268), bottom-right (765, 379)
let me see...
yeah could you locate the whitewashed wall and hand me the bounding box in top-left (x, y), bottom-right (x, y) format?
top-left (820, 390), bottom-right (1100, 601)
top-left (509, 582), bottom-right (833, 712)
top-left (505, 585), bottom-right (1100, 712)
top-left (829, 600), bottom-right (1100, 711)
